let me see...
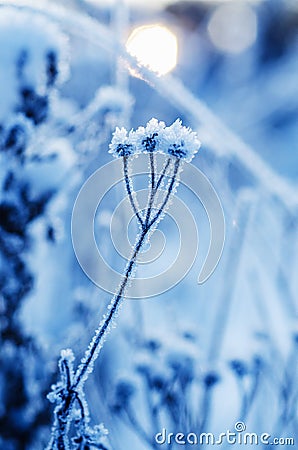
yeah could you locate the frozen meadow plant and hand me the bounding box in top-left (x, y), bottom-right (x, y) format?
top-left (47, 118), bottom-right (201, 449)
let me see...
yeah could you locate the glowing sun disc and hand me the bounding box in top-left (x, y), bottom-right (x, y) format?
top-left (126, 24), bottom-right (178, 76)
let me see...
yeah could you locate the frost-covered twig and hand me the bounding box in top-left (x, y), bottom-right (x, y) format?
top-left (47, 118), bottom-right (201, 449)
top-left (144, 152), bottom-right (156, 227)
top-left (123, 155), bottom-right (144, 229)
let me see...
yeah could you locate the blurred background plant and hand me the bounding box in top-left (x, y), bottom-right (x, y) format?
top-left (0, 0), bottom-right (297, 449)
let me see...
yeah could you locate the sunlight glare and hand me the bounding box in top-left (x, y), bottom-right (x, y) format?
top-left (126, 25), bottom-right (177, 76)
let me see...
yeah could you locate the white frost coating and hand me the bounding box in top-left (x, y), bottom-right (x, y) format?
top-left (110, 118), bottom-right (200, 161)
top-left (109, 126), bottom-right (135, 157)
top-left (144, 118), bottom-right (166, 136)
top-left (130, 118), bottom-right (166, 153)
top-left (60, 348), bottom-right (75, 363)
top-left (0, 6), bottom-right (69, 120)
top-left (160, 119), bottom-right (201, 162)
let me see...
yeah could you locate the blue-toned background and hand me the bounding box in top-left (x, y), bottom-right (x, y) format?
top-left (0, 0), bottom-right (297, 448)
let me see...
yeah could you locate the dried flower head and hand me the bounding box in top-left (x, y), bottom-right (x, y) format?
top-left (110, 118), bottom-right (201, 162)
top-left (161, 119), bottom-right (201, 162)
top-left (109, 127), bottom-right (135, 157)
top-left (130, 118), bottom-right (166, 153)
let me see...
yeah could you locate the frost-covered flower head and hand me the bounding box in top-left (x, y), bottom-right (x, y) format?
top-left (110, 118), bottom-right (201, 162)
top-left (161, 119), bottom-right (201, 162)
top-left (130, 118), bottom-right (166, 153)
top-left (109, 127), bottom-right (135, 157)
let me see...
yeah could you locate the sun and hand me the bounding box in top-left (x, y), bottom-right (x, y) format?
top-left (126, 24), bottom-right (178, 76)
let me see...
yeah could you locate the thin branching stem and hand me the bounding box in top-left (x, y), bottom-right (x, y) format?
top-left (50, 228), bottom-right (149, 449)
top-left (144, 156), bottom-right (172, 228)
top-left (123, 156), bottom-right (144, 229)
top-left (149, 152), bottom-right (155, 190)
top-left (48, 153), bottom-right (181, 449)
top-left (145, 152), bottom-right (156, 227)
top-left (61, 360), bottom-right (71, 390)
top-left (149, 158), bottom-right (180, 229)
top-left (155, 157), bottom-right (171, 193)
top-left (74, 227), bottom-right (148, 390)
top-left (76, 395), bottom-right (87, 424)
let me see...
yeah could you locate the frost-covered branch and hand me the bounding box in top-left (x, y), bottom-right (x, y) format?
top-left (47, 118), bottom-right (201, 449)
top-left (123, 155), bottom-right (145, 229)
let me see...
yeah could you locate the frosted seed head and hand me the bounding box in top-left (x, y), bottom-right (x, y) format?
top-left (47, 388), bottom-right (62, 404)
top-left (130, 118), bottom-right (166, 153)
top-left (97, 423), bottom-right (109, 436)
top-left (109, 127), bottom-right (135, 158)
top-left (77, 423), bottom-right (109, 448)
top-left (161, 119), bottom-right (201, 162)
top-left (109, 118), bottom-right (200, 161)
top-left (146, 118), bottom-right (165, 134)
top-left (60, 348), bottom-right (75, 363)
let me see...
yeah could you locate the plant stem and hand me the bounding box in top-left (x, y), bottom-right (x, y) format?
top-left (74, 226), bottom-right (148, 389)
top-left (48, 156), bottom-right (180, 448)
top-left (145, 152), bottom-right (156, 227)
top-left (155, 157), bottom-right (171, 193)
top-left (149, 158), bottom-right (180, 228)
top-left (50, 228), bottom-right (149, 450)
top-left (123, 156), bottom-right (144, 228)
